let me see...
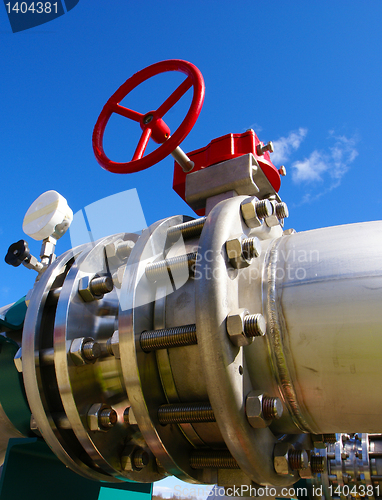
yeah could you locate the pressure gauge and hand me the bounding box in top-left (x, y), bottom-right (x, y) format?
top-left (22, 190), bottom-right (73, 241)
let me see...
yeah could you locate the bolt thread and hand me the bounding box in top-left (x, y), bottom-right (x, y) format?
top-left (190, 451), bottom-right (240, 469)
top-left (99, 408), bottom-right (117, 428)
top-left (311, 456), bottom-right (325, 474)
top-left (106, 338), bottom-right (114, 356)
top-left (116, 240), bottom-right (135, 259)
top-left (133, 450), bottom-right (149, 469)
top-left (145, 252), bottom-right (197, 282)
top-left (275, 202), bottom-right (289, 219)
top-left (323, 434), bottom-right (337, 444)
top-left (288, 450), bottom-right (308, 471)
top-left (263, 141), bottom-right (274, 153)
top-left (255, 200), bottom-right (272, 219)
top-left (241, 237), bottom-right (260, 259)
top-left (140, 324), bottom-right (197, 352)
top-left (82, 341), bottom-right (101, 361)
top-left (262, 397), bottom-right (281, 420)
top-left (243, 314), bottom-right (266, 337)
top-left (158, 403), bottom-right (215, 424)
top-left (167, 218), bottom-right (206, 242)
top-left (89, 276), bottom-right (113, 296)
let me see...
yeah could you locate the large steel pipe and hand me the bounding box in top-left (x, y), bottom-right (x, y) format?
top-left (265, 221), bottom-right (382, 433)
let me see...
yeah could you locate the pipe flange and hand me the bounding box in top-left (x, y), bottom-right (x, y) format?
top-left (195, 195), bottom-right (297, 486)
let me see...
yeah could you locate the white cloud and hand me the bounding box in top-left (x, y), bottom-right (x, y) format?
top-left (291, 133), bottom-right (358, 186)
top-left (292, 150), bottom-right (328, 183)
top-left (271, 128), bottom-right (308, 164)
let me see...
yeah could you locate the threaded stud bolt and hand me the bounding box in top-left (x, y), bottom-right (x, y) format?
top-left (241, 237), bottom-right (261, 260)
top-left (158, 402), bottom-right (215, 424)
top-left (145, 252), bottom-right (197, 282)
top-left (262, 397), bottom-right (283, 420)
top-left (99, 408), bottom-right (118, 429)
top-left (288, 449), bottom-right (309, 470)
top-left (243, 313), bottom-right (266, 337)
top-left (82, 340), bottom-right (102, 361)
top-left (323, 434), bottom-right (337, 444)
top-left (140, 324), bottom-right (197, 352)
top-left (311, 455), bottom-right (325, 474)
top-left (89, 275), bottom-right (113, 296)
top-left (190, 451), bottom-right (239, 469)
top-left (133, 449), bottom-right (149, 470)
top-left (167, 217), bottom-right (206, 242)
top-left (255, 199), bottom-right (273, 219)
top-left (275, 202), bottom-right (289, 219)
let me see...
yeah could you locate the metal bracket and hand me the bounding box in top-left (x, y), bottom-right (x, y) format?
top-left (185, 153), bottom-right (281, 212)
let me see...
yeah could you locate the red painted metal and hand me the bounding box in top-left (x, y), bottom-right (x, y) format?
top-left (93, 60), bottom-right (205, 174)
top-left (173, 130), bottom-right (281, 214)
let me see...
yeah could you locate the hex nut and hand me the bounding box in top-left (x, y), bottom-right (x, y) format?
top-left (106, 239), bottom-right (135, 264)
top-left (112, 265), bottom-right (126, 289)
top-left (311, 434), bottom-right (327, 449)
top-left (133, 448), bottom-right (150, 470)
top-left (14, 347), bottom-right (22, 373)
top-left (105, 240), bottom-right (121, 260)
top-left (241, 197), bottom-right (263, 228)
top-left (78, 275), bottom-right (96, 302)
top-left (107, 330), bottom-right (120, 359)
top-left (265, 214), bottom-right (280, 228)
top-left (298, 465), bottom-right (313, 479)
top-left (70, 337), bottom-right (98, 366)
top-left (274, 442), bottom-right (294, 476)
top-left (30, 414), bottom-right (42, 437)
top-left (121, 445), bottom-right (148, 472)
top-left (245, 390), bottom-right (269, 428)
top-left (226, 309), bottom-right (252, 347)
top-left (123, 406), bottom-right (138, 427)
top-left (116, 240), bottom-right (135, 260)
top-left (226, 238), bottom-right (251, 269)
top-left (87, 403), bottom-right (117, 431)
top-left (121, 446), bottom-right (135, 472)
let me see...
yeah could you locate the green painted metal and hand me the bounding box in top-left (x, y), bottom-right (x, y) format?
top-left (0, 297), bottom-right (27, 331)
top-left (0, 438), bottom-right (152, 500)
top-left (99, 481), bottom-right (152, 500)
top-left (0, 337), bottom-right (31, 436)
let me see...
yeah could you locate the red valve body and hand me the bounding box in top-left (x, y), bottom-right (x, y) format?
top-left (173, 130), bottom-right (281, 214)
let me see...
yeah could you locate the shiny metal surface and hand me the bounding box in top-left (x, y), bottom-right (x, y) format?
top-left (119, 215), bottom-right (204, 483)
top-left (54, 232), bottom-right (157, 482)
top-left (195, 195), bottom-right (296, 487)
top-left (312, 433), bottom-right (382, 499)
top-left (265, 222), bottom-right (382, 433)
top-left (185, 153), bottom-right (281, 211)
top-left (22, 244), bottom-right (105, 480)
top-left (5, 158), bottom-right (382, 494)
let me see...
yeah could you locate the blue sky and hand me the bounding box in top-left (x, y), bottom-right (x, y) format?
top-left (1, 0), bottom-right (382, 494)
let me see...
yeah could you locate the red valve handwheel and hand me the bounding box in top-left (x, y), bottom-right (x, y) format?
top-left (92, 59), bottom-right (205, 174)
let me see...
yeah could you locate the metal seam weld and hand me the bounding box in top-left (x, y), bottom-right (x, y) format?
top-left (265, 238), bottom-right (312, 433)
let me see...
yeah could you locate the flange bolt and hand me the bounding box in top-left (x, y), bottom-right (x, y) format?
top-left (311, 455), bottom-right (325, 474)
top-left (288, 450), bottom-right (309, 471)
